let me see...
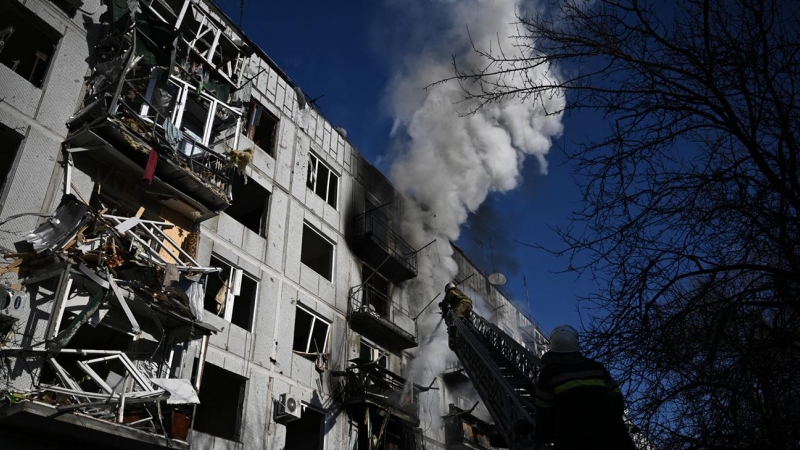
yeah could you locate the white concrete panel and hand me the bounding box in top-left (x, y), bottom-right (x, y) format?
top-left (267, 69), bottom-right (278, 95)
top-left (227, 323), bottom-right (251, 359)
top-left (252, 274), bottom-right (280, 367)
top-left (242, 227), bottom-right (266, 261)
top-left (306, 191), bottom-right (324, 220)
top-left (290, 354), bottom-right (314, 389)
top-left (274, 116), bottom-right (295, 190)
top-left (217, 213), bottom-right (245, 248)
top-left (205, 313), bottom-right (231, 351)
top-left (0, 65), bottom-right (42, 118)
top-left (299, 264), bottom-right (320, 297)
top-left (322, 125), bottom-right (331, 155)
top-left (36, 28), bottom-right (87, 135)
top-left (283, 203), bottom-right (304, 284)
top-left (318, 274), bottom-right (336, 309)
top-left (275, 78), bottom-right (286, 111)
top-left (242, 370), bottom-right (270, 450)
top-left (322, 202), bottom-right (340, 233)
top-left (274, 285), bottom-right (299, 372)
top-left (282, 84), bottom-right (295, 117)
top-left (265, 189), bottom-right (288, 272)
top-left (290, 134), bottom-right (310, 200)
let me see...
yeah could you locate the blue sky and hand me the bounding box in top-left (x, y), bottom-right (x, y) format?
top-left (215, 0), bottom-right (604, 333)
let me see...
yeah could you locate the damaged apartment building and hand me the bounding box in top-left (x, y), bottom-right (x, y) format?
top-left (0, 0), bottom-right (549, 449)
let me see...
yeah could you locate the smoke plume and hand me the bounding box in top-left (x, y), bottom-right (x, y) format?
top-left (383, 0), bottom-right (564, 424)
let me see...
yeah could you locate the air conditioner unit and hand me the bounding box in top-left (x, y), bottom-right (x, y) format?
top-left (275, 393), bottom-right (302, 423)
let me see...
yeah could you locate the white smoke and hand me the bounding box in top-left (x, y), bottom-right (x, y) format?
top-left (384, 0), bottom-right (564, 424)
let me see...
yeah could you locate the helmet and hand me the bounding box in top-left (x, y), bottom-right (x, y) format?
top-left (445, 282), bottom-right (457, 291)
top-left (549, 324), bottom-right (579, 353)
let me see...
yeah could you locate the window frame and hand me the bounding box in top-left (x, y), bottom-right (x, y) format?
top-left (292, 304), bottom-right (331, 355)
top-left (359, 340), bottom-right (388, 369)
top-left (204, 255), bottom-right (259, 331)
top-left (246, 99), bottom-right (279, 157)
top-left (0, 1), bottom-right (61, 89)
top-left (300, 223), bottom-right (335, 281)
top-left (306, 152), bottom-right (339, 209)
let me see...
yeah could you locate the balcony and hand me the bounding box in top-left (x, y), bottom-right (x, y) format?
top-left (0, 195), bottom-right (220, 448)
top-left (348, 284), bottom-right (418, 351)
top-left (65, 0), bottom-right (251, 221)
top-left (340, 363), bottom-right (420, 426)
top-left (351, 210), bottom-right (417, 283)
top-left (444, 404), bottom-right (500, 450)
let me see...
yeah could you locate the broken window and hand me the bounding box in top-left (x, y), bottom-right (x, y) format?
top-left (284, 406), bottom-right (324, 449)
top-left (0, 124), bottom-right (22, 201)
top-left (306, 152), bottom-right (338, 209)
top-left (193, 363), bottom-right (246, 442)
top-left (203, 256), bottom-right (258, 331)
top-left (360, 340), bottom-right (388, 369)
top-left (362, 265), bottom-right (390, 318)
top-left (301, 224), bottom-right (334, 280)
top-left (226, 176), bottom-right (270, 236)
top-left (0, 1), bottom-right (60, 88)
top-left (292, 305), bottom-right (330, 355)
top-left (247, 100), bottom-right (279, 157)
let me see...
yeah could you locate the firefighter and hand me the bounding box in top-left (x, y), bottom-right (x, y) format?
top-left (533, 324), bottom-right (637, 450)
top-left (441, 282), bottom-right (473, 318)
top-left (439, 282), bottom-right (473, 350)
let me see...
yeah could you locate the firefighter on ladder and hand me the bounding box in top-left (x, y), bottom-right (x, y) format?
top-left (439, 282), bottom-right (473, 349)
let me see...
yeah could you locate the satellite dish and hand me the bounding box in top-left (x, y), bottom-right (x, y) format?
top-left (488, 273), bottom-right (507, 286)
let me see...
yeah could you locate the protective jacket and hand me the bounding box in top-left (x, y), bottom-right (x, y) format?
top-left (444, 287), bottom-right (472, 317)
top-left (534, 351), bottom-right (636, 450)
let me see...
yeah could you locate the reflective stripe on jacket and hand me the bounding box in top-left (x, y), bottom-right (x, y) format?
top-left (534, 351), bottom-right (636, 450)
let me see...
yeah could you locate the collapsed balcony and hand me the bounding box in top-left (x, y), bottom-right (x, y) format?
top-left (348, 284), bottom-right (418, 351)
top-left (339, 360), bottom-right (421, 428)
top-left (65, 0), bottom-right (254, 221)
top-left (444, 404), bottom-right (500, 450)
top-left (0, 194), bottom-right (220, 447)
top-left (351, 210), bottom-right (418, 284)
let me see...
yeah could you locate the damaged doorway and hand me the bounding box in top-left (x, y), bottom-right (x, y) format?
top-left (284, 405), bottom-right (324, 449)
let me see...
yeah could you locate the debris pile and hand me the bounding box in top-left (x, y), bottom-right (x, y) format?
top-left (0, 194), bottom-right (220, 442)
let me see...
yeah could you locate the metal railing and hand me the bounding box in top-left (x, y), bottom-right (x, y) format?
top-left (348, 284), bottom-right (418, 343)
top-left (447, 310), bottom-right (537, 449)
top-left (353, 210), bottom-right (417, 275)
top-left (468, 313), bottom-right (542, 384)
top-left (113, 99), bottom-right (233, 198)
top-left (342, 364), bottom-right (419, 418)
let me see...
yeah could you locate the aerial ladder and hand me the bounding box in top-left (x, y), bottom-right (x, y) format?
top-left (442, 305), bottom-right (542, 449)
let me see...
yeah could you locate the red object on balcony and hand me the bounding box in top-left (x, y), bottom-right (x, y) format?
top-left (142, 147), bottom-right (158, 184)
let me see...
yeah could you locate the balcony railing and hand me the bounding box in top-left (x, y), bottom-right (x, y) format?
top-left (351, 210), bottom-right (417, 283)
top-left (348, 284), bottom-right (418, 350)
top-left (444, 404), bottom-right (497, 450)
top-left (341, 364), bottom-right (419, 424)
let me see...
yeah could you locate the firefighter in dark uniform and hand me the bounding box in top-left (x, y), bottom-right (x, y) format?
top-left (440, 282), bottom-right (473, 349)
top-left (534, 324), bottom-right (637, 450)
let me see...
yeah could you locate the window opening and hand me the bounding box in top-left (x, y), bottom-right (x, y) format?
top-left (306, 153), bottom-right (338, 208)
top-left (193, 363), bottom-right (246, 441)
top-left (284, 405), bottom-right (324, 449)
top-left (247, 100), bottom-right (278, 157)
top-left (361, 265), bottom-right (390, 318)
top-left (203, 256), bottom-right (258, 331)
top-left (0, 124), bottom-right (23, 200)
top-left (0, 1), bottom-right (60, 88)
top-left (301, 224), bottom-right (334, 280)
top-left (359, 340), bottom-right (388, 369)
top-left (226, 177), bottom-right (269, 236)
top-left (292, 305), bottom-right (330, 355)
